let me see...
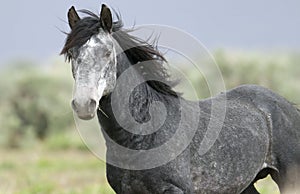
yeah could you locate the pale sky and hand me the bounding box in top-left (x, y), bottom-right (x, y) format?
top-left (0, 0), bottom-right (300, 65)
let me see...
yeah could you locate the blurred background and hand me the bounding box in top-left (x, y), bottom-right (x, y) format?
top-left (0, 0), bottom-right (299, 193)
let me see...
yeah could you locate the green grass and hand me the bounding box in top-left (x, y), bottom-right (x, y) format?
top-left (0, 146), bottom-right (280, 194)
top-left (44, 131), bottom-right (88, 151)
top-left (0, 148), bottom-right (115, 194)
top-left (255, 176), bottom-right (280, 194)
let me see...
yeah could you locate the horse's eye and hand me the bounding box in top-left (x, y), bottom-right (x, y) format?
top-left (105, 50), bottom-right (112, 57)
top-left (77, 58), bottom-right (82, 64)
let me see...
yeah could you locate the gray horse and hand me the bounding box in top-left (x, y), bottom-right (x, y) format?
top-left (61, 4), bottom-right (300, 194)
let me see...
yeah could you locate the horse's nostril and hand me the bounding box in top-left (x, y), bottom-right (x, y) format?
top-left (89, 99), bottom-right (97, 109)
top-left (71, 100), bottom-right (79, 112)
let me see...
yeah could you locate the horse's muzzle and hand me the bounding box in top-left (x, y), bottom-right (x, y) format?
top-left (71, 98), bottom-right (97, 120)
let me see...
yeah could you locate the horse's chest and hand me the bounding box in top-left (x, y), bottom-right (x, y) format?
top-left (106, 149), bottom-right (192, 194)
top-left (108, 168), bottom-right (165, 194)
top-left (120, 171), bottom-right (153, 194)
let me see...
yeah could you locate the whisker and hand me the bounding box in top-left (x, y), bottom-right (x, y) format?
top-left (98, 106), bottom-right (109, 118)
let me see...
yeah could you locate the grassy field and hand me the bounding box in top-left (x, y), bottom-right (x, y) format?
top-left (0, 147), bottom-right (115, 194)
top-left (0, 144), bottom-right (279, 194)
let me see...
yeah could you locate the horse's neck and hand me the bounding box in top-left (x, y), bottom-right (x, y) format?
top-left (98, 52), bottom-right (180, 149)
top-left (115, 52), bottom-right (129, 77)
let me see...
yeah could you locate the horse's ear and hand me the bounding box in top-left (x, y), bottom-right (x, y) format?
top-left (68, 6), bottom-right (81, 30)
top-left (100, 4), bottom-right (113, 33)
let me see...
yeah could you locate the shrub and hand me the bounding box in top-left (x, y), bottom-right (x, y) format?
top-left (0, 61), bottom-right (74, 148)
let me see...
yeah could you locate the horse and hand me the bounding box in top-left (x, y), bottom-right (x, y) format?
top-left (61, 4), bottom-right (300, 194)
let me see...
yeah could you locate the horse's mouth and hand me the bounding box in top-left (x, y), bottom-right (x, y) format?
top-left (77, 112), bottom-right (96, 120)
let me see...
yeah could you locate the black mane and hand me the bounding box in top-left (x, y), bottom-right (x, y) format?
top-left (61, 9), bottom-right (178, 97)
